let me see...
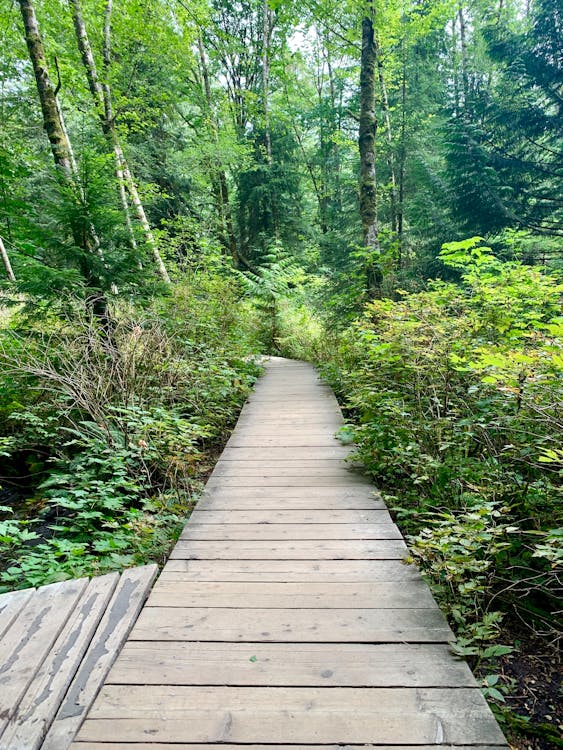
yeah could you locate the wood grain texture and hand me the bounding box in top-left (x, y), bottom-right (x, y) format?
top-left (1, 573), bottom-right (119, 750)
top-left (107, 642), bottom-right (475, 687)
top-left (188, 509), bottom-right (393, 524)
top-left (170, 539), bottom-right (408, 559)
top-left (180, 523), bottom-right (401, 541)
top-left (160, 559), bottom-right (420, 582)
top-left (0, 578), bottom-right (87, 739)
top-left (146, 580), bottom-right (436, 609)
top-left (0, 587), bottom-right (34, 640)
top-left (129, 605), bottom-right (452, 642)
top-left (76, 686), bottom-right (507, 745)
top-left (40, 565), bottom-right (158, 750)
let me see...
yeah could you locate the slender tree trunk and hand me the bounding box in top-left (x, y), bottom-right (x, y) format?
top-left (397, 37), bottom-right (407, 267)
top-left (19, 0), bottom-right (74, 177)
top-left (18, 0), bottom-right (103, 276)
top-left (376, 44), bottom-right (398, 235)
top-left (0, 236), bottom-right (16, 282)
top-left (19, 0), bottom-right (114, 328)
top-left (359, 3), bottom-right (381, 296)
top-left (262, 0), bottom-right (273, 165)
top-left (70, 0), bottom-right (170, 282)
top-left (325, 38), bottom-right (342, 217)
top-left (197, 34), bottom-right (239, 266)
top-left (458, 6), bottom-right (469, 103)
top-left (102, 0), bottom-right (170, 282)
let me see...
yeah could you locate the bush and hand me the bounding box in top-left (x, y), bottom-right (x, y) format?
top-left (0, 272), bottom-right (260, 590)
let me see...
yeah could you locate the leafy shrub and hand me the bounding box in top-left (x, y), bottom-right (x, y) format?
top-left (309, 238), bottom-right (562, 645)
top-left (0, 271), bottom-right (260, 590)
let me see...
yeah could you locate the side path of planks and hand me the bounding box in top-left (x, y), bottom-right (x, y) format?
top-left (0, 565), bottom-right (157, 750)
top-left (72, 357), bottom-right (509, 749)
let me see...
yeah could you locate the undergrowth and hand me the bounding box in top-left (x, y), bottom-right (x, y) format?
top-left (0, 274), bottom-right (261, 590)
top-left (276, 237), bottom-right (562, 744)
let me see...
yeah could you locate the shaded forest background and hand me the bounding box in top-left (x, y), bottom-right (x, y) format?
top-left (0, 0), bottom-right (561, 747)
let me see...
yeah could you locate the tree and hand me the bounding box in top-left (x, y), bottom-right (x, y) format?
top-left (358, 1), bottom-right (381, 296)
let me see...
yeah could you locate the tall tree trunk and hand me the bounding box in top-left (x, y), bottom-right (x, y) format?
top-left (0, 236), bottom-right (16, 282)
top-left (359, 3), bottom-right (381, 296)
top-left (376, 45), bottom-right (398, 235)
top-left (261, 0), bottom-right (273, 165)
top-left (397, 37), bottom-right (407, 267)
top-left (458, 6), bottom-right (469, 103)
top-left (197, 34), bottom-right (239, 266)
top-left (70, 0), bottom-right (170, 282)
top-left (18, 0), bottom-right (104, 287)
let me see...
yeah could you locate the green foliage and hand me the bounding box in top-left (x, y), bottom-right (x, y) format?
top-left (0, 270), bottom-right (260, 591)
top-left (297, 240), bottom-right (562, 653)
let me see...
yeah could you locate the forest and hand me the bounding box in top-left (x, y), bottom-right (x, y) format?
top-left (0, 0), bottom-right (561, 746)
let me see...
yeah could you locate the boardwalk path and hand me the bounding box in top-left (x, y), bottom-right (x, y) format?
top-left (72, 357), bottom-right (508, 749)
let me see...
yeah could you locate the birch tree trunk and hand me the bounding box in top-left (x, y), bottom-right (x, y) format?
top-left (70, 0), bottom-right (170, 282)
top-left (0, 236), bottom-right (16, 282)
top-left (18, 0), bottom-right (103, 277)
top-left (359, 3), bottom-right (382, 296)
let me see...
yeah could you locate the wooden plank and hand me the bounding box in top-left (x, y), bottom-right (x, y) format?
top-left (161, 559), bottom-right (420, 582)
top-left (211, 467), bottom-right (364, 478)
top-left (130, 606), bottom-right (452, 642)
top-left (199, 486), bottom-right (380, 501)
top-left (188, 510), bottom-right (393, 524)
top-left (0, 578), bottom-right (88, 739)
top-left (180, 523), bottom-right (402, 541)
top-left (206, 478), bottom-right (371, 488)
top-left (0, 587), bottom-right (34, 640)
top-left (106, 642), bottom-right (475, 687)
top-left (72, 744), bottom-right (508, 750)
top-left (216, 457), bottom-right (351, 464)
top-left (146, 581), bottom-right (436, 609)
top-left (196, 496), bottom-right (385, 510)
top-left (40, 565), bottom-right (158, 750)
top-left (76, 686), bottom-right (506, 745)
top-left (1, 573), bottom-right (119, 750)
top-left (226, 439), bottom-right (345, 448)
top-left (219, 447), bottom-right (353, 460)
top-left (170, 540), bottom-right (407, 560)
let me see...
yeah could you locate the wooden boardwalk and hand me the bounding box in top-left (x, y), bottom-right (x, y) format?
top-left (0, 565), bottom-right (157, 750)
top-left (71, 357), bottom-right (508, 748)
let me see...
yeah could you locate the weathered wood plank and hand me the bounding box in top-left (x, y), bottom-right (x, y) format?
top-left (196, 495), bottom-right (384, 510)
top-left (188, 510), bottom-right (393, 524)
top-left (219, 447), bottom-right (353, 460)
top-left (226, 437), bottom-right (344, 447)
top-left (1, 573), bottom-right (119, 750)
top-left (72, 744), bottom-right (508, 750)
top-left (106, 642), bottom-right (475, 687)
top-left (212, 465), bottom-right (359, 477)
top-left (206, 477), bottom-right (371, 488)
top-left (130, 606), bottom-right (452, 642)
top-left (181, 523), bottom-right (401, 542)
top-left (40, 565), bottom-right (158, 750)
top-left (170, 540), bottom-right (407, 560)
top-left (0, 578), bottom-right (87, 740)
top-left (161, 559), bottom-right (420, 582)
top-left (200, 486), bottom-right (381, 500)
top-left (146, 581), bottom-right (436, 609)
top-left (0, 587), bottom-right (34, 640)
top-left (76, 686), bottom-right (507, 745)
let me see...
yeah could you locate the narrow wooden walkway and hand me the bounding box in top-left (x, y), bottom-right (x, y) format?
top-left (72, 357), bottom-right (508, 749)
top-left (0, 565), bottom-right (157, 750)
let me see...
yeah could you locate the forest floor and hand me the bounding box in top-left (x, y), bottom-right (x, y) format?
top-left (497, 623), bottom-right (562, 750)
